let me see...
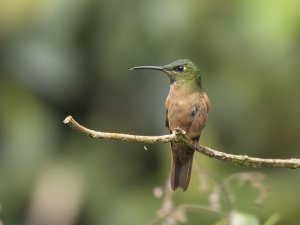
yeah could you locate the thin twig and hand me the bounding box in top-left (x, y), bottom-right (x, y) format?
top-left (64, 115), bottom-right (300, 169)
top-left (176, 204), bottom-right (222, 215)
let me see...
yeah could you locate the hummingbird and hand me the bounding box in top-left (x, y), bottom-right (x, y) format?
top-left (130, 59), bottom-right (210, 191)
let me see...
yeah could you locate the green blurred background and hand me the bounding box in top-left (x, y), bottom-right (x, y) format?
top-left (1, 0), bottom-right (300, 224)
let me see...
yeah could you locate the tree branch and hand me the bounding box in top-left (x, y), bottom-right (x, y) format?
top-left (63, 115), bottom-right (300, 169)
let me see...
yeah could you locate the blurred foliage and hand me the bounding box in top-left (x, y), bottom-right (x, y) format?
top-left (0, 0), bottom-right (300, 224)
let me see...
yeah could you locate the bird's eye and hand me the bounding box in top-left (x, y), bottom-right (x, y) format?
top-left (176, 65), bottom-right (185, 72)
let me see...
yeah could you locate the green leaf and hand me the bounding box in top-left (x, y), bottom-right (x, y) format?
top-left (263, 214), bottom-right (280, 225)
top-left (214, 211), bottom-right (261, 225)
top-left (230, 211), bottom-right (260, 225)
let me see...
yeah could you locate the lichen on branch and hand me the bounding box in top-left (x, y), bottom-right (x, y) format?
top-left (63, 115), bottom-right (300, 169)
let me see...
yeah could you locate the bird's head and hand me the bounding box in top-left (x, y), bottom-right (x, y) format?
top-left (130, 59), bottom-right (202, 87)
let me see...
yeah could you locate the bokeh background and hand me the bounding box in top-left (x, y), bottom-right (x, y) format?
top-left (1, 0), bottom-right (300, 224)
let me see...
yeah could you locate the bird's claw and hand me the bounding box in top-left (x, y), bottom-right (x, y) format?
top-left (174, 127), bottom-right (186, 135)
top-left (193, 142), bottom-right (199, 150)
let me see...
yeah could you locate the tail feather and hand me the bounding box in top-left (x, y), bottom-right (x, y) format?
top-left (171, 142), bottom-right (195, 191)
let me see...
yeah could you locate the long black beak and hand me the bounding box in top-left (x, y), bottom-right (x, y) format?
top-left (129, 66), bottom-right (164, 71)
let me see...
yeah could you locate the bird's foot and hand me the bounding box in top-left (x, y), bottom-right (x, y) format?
top-left (174, 127), bottom-right (186, 135)
top-left (193, 142), bottom-right (199, 150)
top-left (191, 137), bottom-right (200, 150)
